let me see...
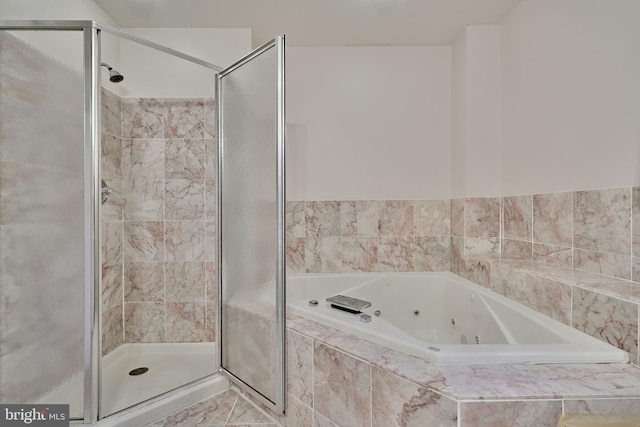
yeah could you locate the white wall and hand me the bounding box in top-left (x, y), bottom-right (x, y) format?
top-left (500, 0), bottom-right (640, 195)
top-left (118, 28), bottom-right (252, 98)
top-left (0, 0), bottom-right (121, 75)
top-left (286, 46), bottom-right (451, 201)
top-left (451, 25), bottom-right (502, 198)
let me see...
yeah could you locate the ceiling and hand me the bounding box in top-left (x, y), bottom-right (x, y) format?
top-left (93, 0), bottom-right (522, 47)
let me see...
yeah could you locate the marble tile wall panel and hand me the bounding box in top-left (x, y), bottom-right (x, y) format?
top-left (522, 273), bottom-right (572, 325)
top-left (102, 88), bottom-right (122, 138)
top-left (503, 195), bottom-right (532, 241)
top-left (164, 98), bottom-right (204, 139)
top-left (124, 302), bottom-right (165, 343)
top-left (450, 198), bottom-right (464, 237)
top-left (564, 398), bottom-right (640, 415)
top-left (341, 200), bottom-right (378, 237)
top-left (313, 343), bottom-right (371, 427)
top-left (114, 97), bottom-right (214, 345)
top-left (287, 330), bottom-right (314, 407)
top-left (502, 238), bottom-right (532, 259)
top-left (572, 287), bottom-right (639, 361)
top-left (286, 395), bottom-right (313, 427)
top-left (464, 197), bottom-right (500, 238)
top-left (371, 367), bottom-right (457, 427)
top-left (533, 243), bottom-right (573, 268)
top-left (124, 262), bottom-right (164, 303)
top-left (574, 248), bottom-right (632, 280)
top-left (459, 400), bottom-right (562, 427)
top-left (533, 192), bottom-right (572, 247)
top-left (291, 199), bottom-right (451, 273)
top-left (573, 188), bottom-right (631, 255)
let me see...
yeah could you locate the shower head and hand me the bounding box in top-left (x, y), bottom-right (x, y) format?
top-left (100, 62), bottom-right (124, 83)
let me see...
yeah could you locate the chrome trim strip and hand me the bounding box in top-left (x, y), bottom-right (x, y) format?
top-left (217, 37), bottom-right (278, 78)
top-left (95, 23), bottom-right (223, 72)
top-left (83, 26), bottom-right (101, 423)
top-left (0, 20), bottom-right (223, 71)
top-left (215, 73), bottom-right (223, 374)
top-left (274, 34), bottom-right (287, 415)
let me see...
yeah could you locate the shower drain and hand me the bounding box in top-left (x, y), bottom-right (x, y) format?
top-left (129, 367), bottom-right (149, 376)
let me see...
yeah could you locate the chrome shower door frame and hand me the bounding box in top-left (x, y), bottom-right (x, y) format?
top-left (0, 20), bottom-right (224, 424)
top-left (216, 35), bottom-right (287, 414)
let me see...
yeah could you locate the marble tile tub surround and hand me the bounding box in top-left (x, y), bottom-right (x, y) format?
top-left (101, 93), bottom-right (217, 352)
top-left (246, 314), bottom-right (640, 427)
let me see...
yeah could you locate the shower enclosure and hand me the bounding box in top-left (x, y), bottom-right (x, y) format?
top-left (0, 21), bottom-right (285, 423)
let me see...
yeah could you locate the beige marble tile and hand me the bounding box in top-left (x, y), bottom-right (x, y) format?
top-left (122, 138), bottom-right (165, 180)
top-left (102, 264), bottom-right (123, 309)
top-left (204, 99), bottom-right (216, 139)
top-left (573, 188), bottom-right (631, 255)
top-left (450, 198), bottom-right (464, 237)
top-left (522, 273), bottom-right (572, 325)
top-left (166, 302), bottom-right (206, 342)
top-left (463, 258), bottom-right (492, 288)
top-left (286, 395), bottom-right (313, 427)
top-left (287, 330), bottom-right (314, 407)
top-left (503, 195), bottom-right (532, 241)
top-left (564, 398), bottom-right (640, 415)
top-left (414, 236), bottom-right (450, 272)
top-left (305, 201), bottom-right (341, 237)
top-left (342, 237), bottom-right (378, 272)
top-left (377, 236), bottom-right (414, 272)
top-left (287, 201), bottom-right (306, 239)
top-left (124, 221), bottom-right (164, 262)
top-left (123, 178), bottom-right (164, 220)
top-left (414, 199), bottom-right (450, 236)
top-left (205, 302), bottom-right (216, 342)
top-left (459, 400), bottom-right (562, 427)
top-left (205, 220), bottom-right (216, 261)
top-left (533, 243), bottom-right (573, 268)
top-left (502, 238), bottom-right (532, 259)
top-left (533, 192), bottom-right (572, 247)
top-left (574, 248), bottom-right (632, 280)
top-left (314, 412), bottom-right (338, 427)
top-left (287, 237), bottom-right (306, 273)
top-left (205, 179), bottom-right (216, 220)
top-left (101, 177), bottom-right (123, 221)
top-left (371, 367), bottom-right (457, 427)
top-left (159, 389), bottom-right (237, 426)
top-left (165, 138), bottom-right (206, 180)
top-left (124, 262), bottom-right (164, 303)
top-left (572, 287), bottom-right (639, 360)
top-left (378, 200), bottom-right (414, 236)
top-left (165, 179), bottom-right (205, 220)
top-left (102, 304), bottom-right (123, 355)
top-left (226, 396), bottom-right (273, 424)
top-left (124, 302), bottom-right (164, 343)
top-left (205, 137), bottom-right (217, 180)
top-left (101, 133), bottom-right (122, 180)
top-left (464, 197), bottom-right (500, 238)
top-left (464, 237), bottom-right (500, 256)
top-left (341, 201), bottom-right (378, 237)
top-left (305, 237), bottom-right (342, 273)
top-left (102, 221), bottom-right (123, 266)
top-left (101, 88), bottom-right (122, 138)
top-left (490, 265), bottom-right (524, 302)
top-left (314, 343), bottom-right (371, 427)
top-left (164, 98), bottom-right (204, 139)
top-left (122, 98), bottom-right (164, 139)
top-left (165, 220), bottom-right (206, 261)
top-left (165, 261), bottom-right (205, 302)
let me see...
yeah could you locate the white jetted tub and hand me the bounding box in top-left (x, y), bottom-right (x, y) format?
top-left (287, 272), bottom-right (629, 364)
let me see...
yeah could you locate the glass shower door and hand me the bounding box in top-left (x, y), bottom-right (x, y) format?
top-left (0, 29), bottom-right (86, 419)
top-left (217, 36), bottom-right (286, 412)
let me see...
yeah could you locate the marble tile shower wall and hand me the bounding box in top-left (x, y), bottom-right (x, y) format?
top-left (101, 90), bottom-right (217, 354)
top-left (286, 200), bottom-right (451, 273)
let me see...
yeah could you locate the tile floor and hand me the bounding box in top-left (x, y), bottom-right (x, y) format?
top-left (145, 388), bottom-right (280, 427)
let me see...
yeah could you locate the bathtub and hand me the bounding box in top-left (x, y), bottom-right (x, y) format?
top-left (287, 272), bottom-right (629, 364)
